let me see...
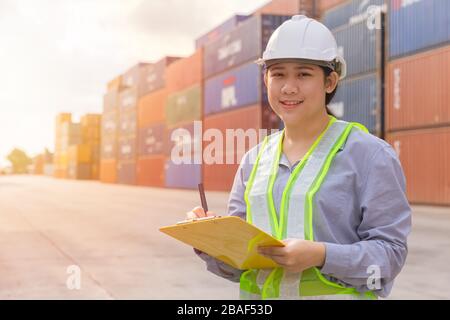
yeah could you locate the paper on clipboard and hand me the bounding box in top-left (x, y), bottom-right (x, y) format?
top-left (159, 216), bottom-right (285, 270)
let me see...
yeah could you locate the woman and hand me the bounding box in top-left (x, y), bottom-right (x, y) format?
top-left (187, 15), bottom-right (411, 299)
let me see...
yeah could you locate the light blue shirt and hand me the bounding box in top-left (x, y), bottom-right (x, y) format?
top-left (196, 127), bottom-right (412, 298)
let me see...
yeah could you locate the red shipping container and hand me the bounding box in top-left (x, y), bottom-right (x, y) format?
top-left (166, 48), bottom-right (203, 93)
top-left (138, 88), bottom-right (169, 128)
top-left (386, 45), bottom-right (450, 132)
top-left (100, 159), bottom-right (117, 183)
top-left (386, 127), bottom-right (450, 206)
top-left (317, 0), bottom-right (348, 14)
top-left (202, 104), bottom-right (265, 191)
top-left (136, 155), bottom-right (165, 187)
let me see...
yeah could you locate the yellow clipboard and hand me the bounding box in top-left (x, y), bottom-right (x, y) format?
top-left (159, 216), bottom-right (285, 270)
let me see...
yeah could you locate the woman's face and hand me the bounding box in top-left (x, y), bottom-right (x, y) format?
top-left (264, 62), bottom-right (337, 127)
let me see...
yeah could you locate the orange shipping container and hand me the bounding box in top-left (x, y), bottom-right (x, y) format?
top-left (386, 127), bottom-right (450, 206)
top-left (107, 75), bottom-right (123, 92)
top-left (202, 104), bottom-right (264, 192)
top-left (100, 159), bottom-right (117, 183)
top-left (317, 0), bottom-right (347, 13)
top-left (253, 0), bottom-right (318, 17)
top-left (138, 88), bottom-right (169, 128)
top-left (136, 156), bottom-right (166, 187)
top-left (386, 45), bottom-right (450, 132)
top-left (166, 48), bottom-right (203, 93)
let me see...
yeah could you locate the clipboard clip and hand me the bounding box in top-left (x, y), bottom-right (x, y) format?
top-left (176, 215), bottom-right (221, 225)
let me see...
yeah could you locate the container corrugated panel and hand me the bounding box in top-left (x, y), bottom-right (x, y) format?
top-left (322, 0), bottom-right (385, 30)
top-left (100, 159), bottom-right (117, 183)
top-left (136, 155), bottom-right (165, 187)
top-left (203, 104), bottom-right (263, 191)
top-left (139, 57), bottom-right (180, 96)
top-left (165, 85), bottom-right (202, 127)
top-left (333, 18), bottom-right (382, 78)
top-left (118, 137), bottom-right (137, 161)
top-left (102, 110), bottom-right (118, 136)
top-left (118, 109), bottom-right (137, 138)
top-left (203, 14), bottom-right (291, 79)
top-left (101, 136), bottom-right (117, 160)
top-left (138, 123), bottom-right (166, 156)
top-left (318, 0), bottom-right (348, 13)
top-left (253, 0), bottom-right (317, 17)
top-left (166, 49), bottom-right (203, 93)
top-left (389, 0), bottom-right (450, 59)
top-left (386, 45), bottom-right (450, 131)
top-left (107, 75), bottom-right (123, 92)
top-left (164, 160), bottom-right (201, 189)
top-left (68, 164), bottom-right (92, 180)
top-left (103, 91), bottom-right (119, 112)
top-left (117, 161), bottom-right (136, 185)
top-left (68, 144), bottom-right (91, 164)
top-left (328, 72), bottom-right (382, 136)
top-left (166, 121), bottom-right (202, 157)
top-left (386, 127), bottom-right (450, 206)
top-left (138, 88), bottom-right (168, 128)
top-left (119, 87), bottom-right (138, 110)
top-left (195, 15), bottom-right (250, 49)
top-left (204, 62), bottom-right (261, 115)
top-left (122, 62), bottom-right (151, 89)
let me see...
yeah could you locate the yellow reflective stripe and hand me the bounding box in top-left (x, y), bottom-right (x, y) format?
top-left (266, 130), bottom-right (284, 237)
top-left (278, 115), bottom-right (336, 239)
top-left (351, 122), bottom-right (369, 133)
top-left (244, 136), bottom-right (269, 224)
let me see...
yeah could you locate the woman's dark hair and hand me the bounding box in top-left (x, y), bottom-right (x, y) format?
top-left (320, 66), bottom-right (339, 116)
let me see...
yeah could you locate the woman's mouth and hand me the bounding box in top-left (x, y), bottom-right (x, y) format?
top-left (279, 100), bottom-right (304, 110)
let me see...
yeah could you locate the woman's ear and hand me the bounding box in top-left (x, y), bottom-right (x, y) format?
top-left (263, 70), bottom-right (268, 88)
top-left (325, 71), bottom-right (339, 93)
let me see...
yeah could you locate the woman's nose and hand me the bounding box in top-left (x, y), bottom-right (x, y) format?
top-left (281, 81), bottom-right (298, 95)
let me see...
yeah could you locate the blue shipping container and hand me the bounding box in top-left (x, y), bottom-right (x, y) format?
top-left (203, 14), bottom-right (291, 79)
top-left (389, 0), bottom-right (450, 59)
top-left (328, 72), bottom-right (382, 135)
top-left (322, 0), bottom-right (385, 30)
top-left (333, 19), bottom-right (381, 78)
top-left (138, 123), bottom-right (166, 156)
top-left (204, 62), bottom-right (261, 115)
top-left (195, 15), bottom-right (250, 49)
top-left (164, 160), bottom-right (201, 189)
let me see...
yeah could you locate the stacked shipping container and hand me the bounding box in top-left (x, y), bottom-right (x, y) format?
top-left (323, 0), bottom-right (386, 137)
top-left (137, 57), bottom-right (179, 187)
top-left (54, 114), bottom-right (81, 179)
top-left (385, 0), bottom-right (450, 205)
top-left (202, 14), bottom-right (292, 191)
top-left (164, 50), bottom-right (203, 189)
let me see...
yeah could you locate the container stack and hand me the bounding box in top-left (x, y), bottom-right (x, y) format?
top-left (164, 50), bottom-right (203, 189)
top-left (68, 114), bottom-right (101, 180)
top-left (385, 0), bottom-right (450, 205)
top-left (253, 0), bottom-right (319, 17)
top-left (100, 76), bottom-right (122, 183)
top-left (136, 57), bottom-right (180, 187)
top-left (322, 0), bottom-right (386, 137)
top-left (117, 63), bottom-right (151, 185)
top-left (201, 14), bottom-right (292, 191)
top-left (54, 113), bottom-right (81, 179)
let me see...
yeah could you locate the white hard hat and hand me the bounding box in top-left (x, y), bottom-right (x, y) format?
top-left (257, 15), bottom-right (347, 79)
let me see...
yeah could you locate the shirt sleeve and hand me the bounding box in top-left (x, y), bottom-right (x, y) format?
top-left (320, 145), bottom-right (412, 298)
top-left (192, 151), bottom-right (250, 282)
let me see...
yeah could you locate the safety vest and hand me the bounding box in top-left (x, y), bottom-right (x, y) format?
top-left (240, 116), bottom-right (377, 300)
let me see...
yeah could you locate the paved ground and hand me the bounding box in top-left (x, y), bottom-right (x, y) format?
top-left (0, 175), bottom-right (449, 299)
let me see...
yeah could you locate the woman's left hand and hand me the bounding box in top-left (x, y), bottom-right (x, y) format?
top-left (258, 239), bottom-right (326, 273)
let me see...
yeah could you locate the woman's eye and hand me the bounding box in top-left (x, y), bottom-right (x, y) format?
top-left (271, 73), bottom-right (283, 77)
top-left (299, 73), bottom-right (311, 77)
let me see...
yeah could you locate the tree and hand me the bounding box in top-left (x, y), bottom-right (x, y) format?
top-left (6, 148), bottom-right (32, 174)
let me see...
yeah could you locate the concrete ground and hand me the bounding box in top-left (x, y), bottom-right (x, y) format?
top-left (0, 175), bottom-right (448, 300)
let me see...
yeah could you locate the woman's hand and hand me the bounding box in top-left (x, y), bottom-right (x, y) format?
top-left (258, 239), bottom-right (326, 273)
top-left (185, 206), bottom-right (215, 219)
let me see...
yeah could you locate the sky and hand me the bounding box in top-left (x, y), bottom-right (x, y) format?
top-left (0, 0), bottom-right (270, 167)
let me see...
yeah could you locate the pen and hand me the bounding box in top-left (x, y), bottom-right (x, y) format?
top-left (198, 183), bottom-right (208, 215)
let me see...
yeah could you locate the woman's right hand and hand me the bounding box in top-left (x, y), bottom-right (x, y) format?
top-left (186, 206), bottom-right (216, 219)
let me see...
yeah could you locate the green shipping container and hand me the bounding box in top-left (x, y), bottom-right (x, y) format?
top-left (165, 85), bottom-right (201, 127)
